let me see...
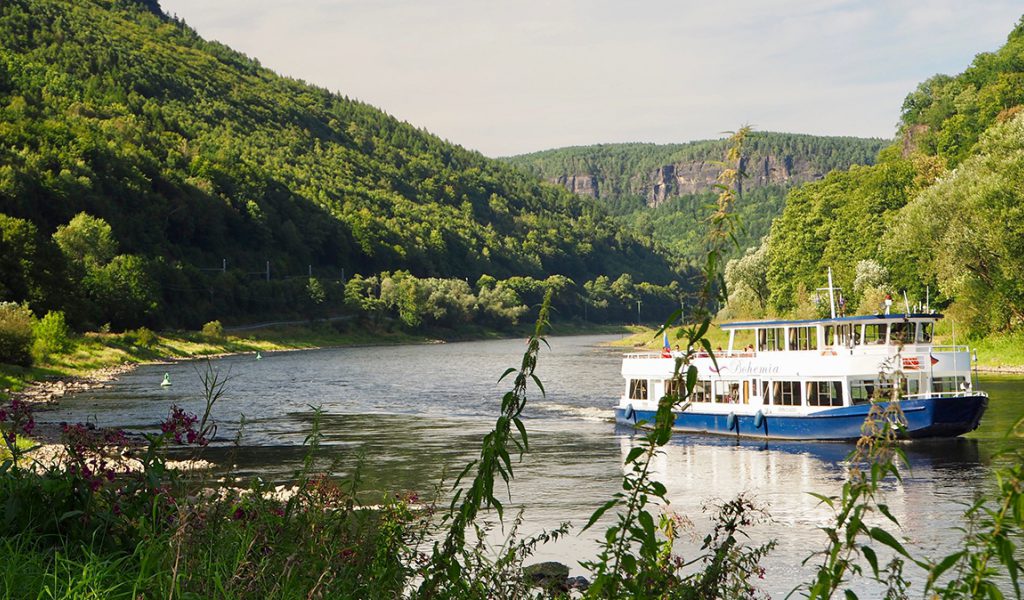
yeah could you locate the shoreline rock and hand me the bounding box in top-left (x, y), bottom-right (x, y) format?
top-left (8, 363), bottom-right (138, 407)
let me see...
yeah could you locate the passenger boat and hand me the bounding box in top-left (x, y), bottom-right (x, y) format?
top-left (615, 309), bottom-right (988, 440)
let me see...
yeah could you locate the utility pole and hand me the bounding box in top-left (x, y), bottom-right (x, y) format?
top-left (636, 299), bottom-right (642, 324)
top-left (222, 258), bottom-right (226, 273)
top-left (265, 261), bottom-right (270, 282)
top-left (308, 264), bottom-right (312, 277)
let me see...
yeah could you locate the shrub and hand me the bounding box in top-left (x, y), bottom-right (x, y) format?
top-left (133, 326), bottom-right (157, 348)
top-left (0, 303), bottom-right (34, 367)
top-left (201, 320), bottom-right (224, 341)
top-left (31, 310), bottom-right (73, 361)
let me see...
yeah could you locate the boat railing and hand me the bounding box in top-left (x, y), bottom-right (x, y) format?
top-left (901, 390), bottom-right (986, 400)
top-left (927, 345), bottom-right (970, 353)
top-left (623, 350), bottom-right (756, 360)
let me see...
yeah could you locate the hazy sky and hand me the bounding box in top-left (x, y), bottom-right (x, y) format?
top-left (158, 0), bottom-right (1022, 157)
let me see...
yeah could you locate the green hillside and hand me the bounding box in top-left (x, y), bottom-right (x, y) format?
top-left (0, 0), bottom-right (680, 329)
top-left (727, 16), bottom-right (1024, 337)
top-left (504, 133), bottom-right (886, 262)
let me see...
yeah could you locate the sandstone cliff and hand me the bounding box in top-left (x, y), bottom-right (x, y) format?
top-left (555, 151), bottom-right (825, 207)
top-left (506, 133), bottom-right (886, 209)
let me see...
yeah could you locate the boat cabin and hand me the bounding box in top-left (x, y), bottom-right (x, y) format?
top-left (621, 313), bottom-right (975, 413)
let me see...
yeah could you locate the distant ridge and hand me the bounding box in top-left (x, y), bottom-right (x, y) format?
top-left (503, 133), bottom-right (887, 262)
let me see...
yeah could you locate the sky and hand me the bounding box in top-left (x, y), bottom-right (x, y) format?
top-left (158, 0), bottom-right (1023, 157)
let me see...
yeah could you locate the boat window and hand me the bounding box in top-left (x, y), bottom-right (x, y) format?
top-left (693, 380), bottom-right (712, 403)
top-left (628, 379), bottom-right (648, 401)
top-left (758, 327), bottom-right (785, 351)
top-left (761, 380), bottom-right (770, 401)
top-left (806, 381), bottom-right (843, 407)
top-left (789, 326), bottom-right (817, 351)
top-left (903, 377), bottom-right (921, 396)
top-left (850, 379), bottom-right (872, 404)
top-left (890, 322), bottom-right (913, 345)
top-left (863, 324), bottom-right (888, 345)
top-left (932, 376), bottom-right (967, 393)
top-left (664, 378), bottom-right (684, 399)
top-left (850, 378), bottom-right (900, 403)
top-left (714, 380), bottom-right (741, 403)
top-left (827, 324), bottom-right (856, 346)
top-left (917, 322), bottom-right (933, 343)
top-left (771, 380), bottom-right (801, 406)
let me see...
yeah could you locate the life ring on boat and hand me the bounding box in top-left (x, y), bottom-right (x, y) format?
top-left (753, 410), bottom-right (765, 430)
top-left (726, 412), bottom-right (737, 432)
top-left (624, 404), bottom-right (636, 423)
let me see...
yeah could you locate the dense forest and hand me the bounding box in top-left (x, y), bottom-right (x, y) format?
top-left (723, 15), bottom-right (1024, 338)
top-left (0, 0), bottom-right (687, 331)
top-left (504, 134), bottom-right (886, 262)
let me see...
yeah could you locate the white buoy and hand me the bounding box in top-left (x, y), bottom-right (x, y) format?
top-left (256, 351), bottom-right (262, 360)
top-left (160, 373), bottom-right (172, 387)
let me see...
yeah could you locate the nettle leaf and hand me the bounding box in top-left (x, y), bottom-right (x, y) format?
top-left (877, 503), bottom-right (900, 526)
top-left (861, 545), bottom-right (879, 578)
top-left (926, 551), bottom-right (964, 590)
top-left (625, 447), bottom-right (645, 464)
top-left (868, 527), bottom-right (909, 558)
top-left (584, 498), bottom-right (620, 532)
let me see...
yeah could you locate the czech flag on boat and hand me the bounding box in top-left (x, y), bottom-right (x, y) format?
top-left (661, 332), bottom-right (671, 358)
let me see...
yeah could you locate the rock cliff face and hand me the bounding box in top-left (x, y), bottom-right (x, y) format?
top-left (549, 152), bottom-right (825, 207)
top-left (553, 174), bottom-right (600, 198)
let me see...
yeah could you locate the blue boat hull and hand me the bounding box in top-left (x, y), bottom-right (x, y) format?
top-left (615, 395), bottom-right (988, 441)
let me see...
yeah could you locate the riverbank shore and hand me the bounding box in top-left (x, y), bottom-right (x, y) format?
top-left (0, 320), bottom-right (633, 407)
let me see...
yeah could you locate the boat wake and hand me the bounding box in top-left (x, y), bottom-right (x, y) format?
top-left (535, 402), bottom-right (614, 423)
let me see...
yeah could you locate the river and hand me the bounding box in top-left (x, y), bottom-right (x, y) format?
top-left (33, 334), bottom-right (1024, 595)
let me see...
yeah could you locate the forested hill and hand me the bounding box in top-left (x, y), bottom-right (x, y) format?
top-left (503, 134), bottom-right (886, 264)
top-left (723, 15), bottom-right (1024, 337)
top-left (0, 0), bottom-right (680, 329)
top-left (503, 134), bottom-right (886, 209)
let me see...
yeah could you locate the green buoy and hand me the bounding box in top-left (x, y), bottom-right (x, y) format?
top-left (160, 373), bottom-right (172, 387)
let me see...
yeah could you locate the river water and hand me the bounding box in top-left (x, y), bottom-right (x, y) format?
top-left (34, 334), bottom-right (1024, 595)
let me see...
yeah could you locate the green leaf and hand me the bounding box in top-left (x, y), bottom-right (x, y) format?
top-left (926, 551), bottom-right (964, 590)
top-left (513, 417), bottom-right (529, 451)
top-left (583, 498), bottom-right (619, 532)
top-left (861, 545), bottom-right (879, 578)
top-left (497, 367), bottom-right (517, 382)
top-left (625, 447), bottom-right (645, 464)
top-left (868, 527), bottom-right (909, 558)
top-left (530, 373), bottom-right (546, 396)
top-left (877, 503), bottom-right (900, 526)
top-left (844, 590), bottom-right (859, 600)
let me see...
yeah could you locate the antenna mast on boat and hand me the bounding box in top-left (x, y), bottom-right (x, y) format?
top-left (827, 267), bottom-right (837, 319)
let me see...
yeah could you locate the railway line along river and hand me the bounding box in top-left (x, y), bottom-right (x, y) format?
top-left (33, 334), bottom-right (1024, 595)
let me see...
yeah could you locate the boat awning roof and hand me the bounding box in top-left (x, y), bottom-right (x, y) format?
top-left (719, 313), bottom-right (943, 330)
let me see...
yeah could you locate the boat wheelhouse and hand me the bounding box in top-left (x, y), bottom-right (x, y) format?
top-left (615, 313), bottom-right (988, 440)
